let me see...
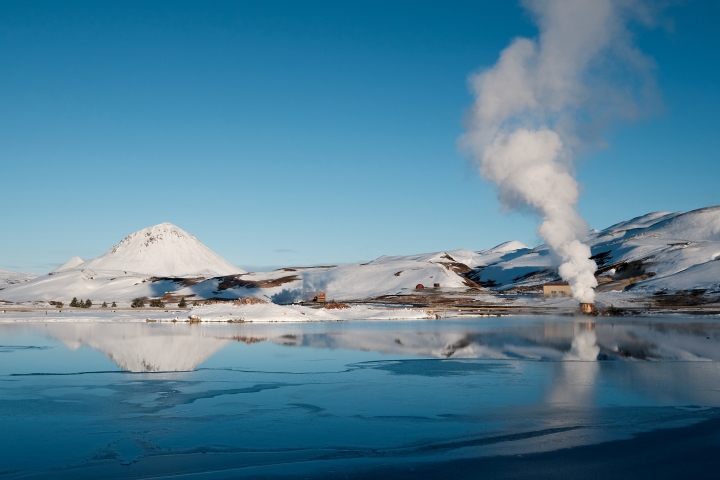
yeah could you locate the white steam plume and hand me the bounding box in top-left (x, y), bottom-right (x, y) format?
top-left (462, 0), bottom-right (658, 303)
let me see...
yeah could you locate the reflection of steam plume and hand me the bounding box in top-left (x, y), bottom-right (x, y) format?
top-left (566, 329), bottom-right (600, 361)
top-left (548, 330), bottom-right (600, 406)
top-left (462, 0), bottom-right (658, 303)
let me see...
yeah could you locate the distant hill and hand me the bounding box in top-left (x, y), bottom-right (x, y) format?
top-left (0, 269), bottom-right (37, 289)
top-left (469, 206), bottom-right (720, 295)
top-left (75, 223), bottom-right (244, 277)
top-left (2, 208), bottom-right (719, 304)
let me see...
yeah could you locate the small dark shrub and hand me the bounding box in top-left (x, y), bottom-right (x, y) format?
top-left (149, 299), bottom-right (165, 308)
top-left (131, 298), bottom-right (145, 308)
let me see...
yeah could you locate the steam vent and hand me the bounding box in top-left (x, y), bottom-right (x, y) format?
top-left (580, 303), bottom-right (596, 314)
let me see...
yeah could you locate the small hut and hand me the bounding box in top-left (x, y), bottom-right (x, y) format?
top-left (415, 284), bottom-right (425, 290)
top-left (543, 281), bottom-right (571, 297)
top-left (313, 292), bottom-right (326, 303)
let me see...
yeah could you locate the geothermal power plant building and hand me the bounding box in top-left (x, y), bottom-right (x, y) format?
top-left (543, 281), bottom-right (571, 297)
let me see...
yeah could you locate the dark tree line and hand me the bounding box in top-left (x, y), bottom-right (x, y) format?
top-left (131, 298), bottom-right (166, 308)
top-left (69, 297), bottom-right (92, 308)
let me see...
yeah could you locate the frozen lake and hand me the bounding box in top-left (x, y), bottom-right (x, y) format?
top-left (1, 316), bottom-right (720, 479)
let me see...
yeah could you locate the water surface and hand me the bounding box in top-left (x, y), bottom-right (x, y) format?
top-left (1, 316), bottom-right (719, 479)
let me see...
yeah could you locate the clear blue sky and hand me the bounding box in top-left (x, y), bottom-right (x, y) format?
top-left (2, 1), bottom-right (719, 273)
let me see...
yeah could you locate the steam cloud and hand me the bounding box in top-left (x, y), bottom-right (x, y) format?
top-left (462, 0), bottom-right (657, 303)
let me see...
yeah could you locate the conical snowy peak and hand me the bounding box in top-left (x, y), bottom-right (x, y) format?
top-left (79, 223), bottom-right (244, 277)
top-left (52, 256), bottom-right (85, 273)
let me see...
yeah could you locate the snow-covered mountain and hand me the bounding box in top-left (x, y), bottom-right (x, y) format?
top-left (2, 208), bottom-right (719, 304)
top-left (470, 206), bottom-right (720, 295)
top-left (51, 257), bottom-right (85, 273)
top-left (73, 223), bottom-right (244, 277)
top-left (0, 223), bottom-right (244, 302)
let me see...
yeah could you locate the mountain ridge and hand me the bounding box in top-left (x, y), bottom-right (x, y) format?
top-left (1, 208), bottom-right (719, 304)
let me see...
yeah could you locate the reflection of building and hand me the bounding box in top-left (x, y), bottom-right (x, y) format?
top-left (543, 281), bottom-right (571, 297)
top-left (544, 321), bottom-right (595, 340)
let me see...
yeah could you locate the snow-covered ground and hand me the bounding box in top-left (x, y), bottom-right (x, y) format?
top-left (186, 302), bottom-right (439, 323)
top-left (0, 304), bottom-right (446, 324)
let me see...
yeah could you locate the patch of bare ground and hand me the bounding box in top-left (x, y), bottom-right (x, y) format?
top-left (643, 289), bottom-right (717, 307)
top-left (595, 258), bottom-right (657, 292)
top-left (370, 292), bottom-right (494, 308)
top-left (437, 261), bottom-right (473, 275)
top-left (596, 274), bottom-right (656, 292)
top-left (199, 297), bottom-right (269, 306)
top-left (216, 274), bottom-right (300, 290)
top-left (160, 293), bottom-right (197, 304)
top-left (433, 260), bottom-right (484, 288)
top-left (323, 302), bottom-right (351, 310)
top-left (502, 285), bottom-right (542, 294)
top-left (149, 276), bottom-right (205, 287)
top-left (233, 297), bottom-right (268, 306)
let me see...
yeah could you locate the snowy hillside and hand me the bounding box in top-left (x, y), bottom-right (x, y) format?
top-left (2, 208), bottom-right (719, 304)
top-left (171, 248), bottom-right (493, 304)
top-left (0, 270), bottom-right (37, 289)
top-left (0, 246), bottom-right (486, 303)
top-left (52, 257), bottom-right (85, 273)
top-left (470, 206), bottom-right (720, 295)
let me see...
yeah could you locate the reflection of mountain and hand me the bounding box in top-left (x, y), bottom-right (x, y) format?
top-left (37, 319), bottom-right (720, 399)
top-left (44, 323), bottom-right (229, 372)
top-left (256, 321), bottom-right (720, 362)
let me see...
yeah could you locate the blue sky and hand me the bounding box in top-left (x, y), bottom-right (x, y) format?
top-left (2, 1), bottom-right (719, 273)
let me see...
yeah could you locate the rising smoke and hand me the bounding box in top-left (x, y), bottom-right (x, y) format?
top-left (462, 0), bottom-right (658, 303)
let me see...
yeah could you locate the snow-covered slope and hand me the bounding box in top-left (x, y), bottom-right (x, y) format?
top-left (0, 270), bottom-right (37, 289)
top-left (187, 302), bottom-right (435, 322)
top-left (471, 206), bottom-right (720, 295)
top-left (0, 268), bottom-right (161, 302)
top-left (77, 223), bottom-right (243, 277)
top-left (52, 257), bottom-right (85, 273)
top-left (170, 248), bottom-right (488, 303)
